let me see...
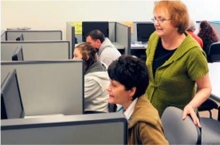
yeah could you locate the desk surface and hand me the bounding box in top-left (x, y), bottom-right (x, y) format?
top-left (112, 42), bottom-right (125, 50)
top-left (131, 42), bottom-right (147, 50)
top-left (208, 63), bottom-right (220, 102)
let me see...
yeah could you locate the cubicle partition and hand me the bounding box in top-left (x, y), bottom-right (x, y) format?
top-left (5, 30), bottom-right (62, 41)
top-left (115, 22), bottom-right (131, 55)
top-left (1, 60), bottom-right (84, 116)
top-left (1, 113), bottom-right (127, 144)
top-left (210, 22), bottom-right (220, 38)
top-left (66, 22), bottom-right (75, 58)
top-left (1, 30), bottom-right (6, 41)
top-left (1, 41), bottom-right (70, 61)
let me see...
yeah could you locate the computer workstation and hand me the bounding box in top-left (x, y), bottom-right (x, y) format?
top-left (1, 112), bottom-right (127, 144)
top-left (11, 46), bottom-right (24, 61)
top-left (1, 41), bottom-right (70, 61)
top-left (131, 22), bottom-right (155, 60)
top-left (1, 60), bottom-right (84, 116)
top-left (68, 21), bottom-right (130, 55)
top-left (1, 69), bottom-right (25, 120)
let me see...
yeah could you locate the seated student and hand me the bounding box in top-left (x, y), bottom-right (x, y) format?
top-left (86, 30), bottom-right (121, 67)
top-left (73, 43), bottom-right (109, 114)
top-left (187, 19), bottom-right (204, 48)
top-left (107, 55), bottom-right (168, 145)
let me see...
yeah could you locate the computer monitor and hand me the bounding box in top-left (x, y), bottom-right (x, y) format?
top-left (16, 33), bottom-right (24, 41)
top-left (1, 69), bottom-right (25, 120)
top-left (137, 22), bottom-right (155, 42)
top-left (82, 21), bottom-right (109, 42)
top-left (12, 46), bottom-right (24, 61)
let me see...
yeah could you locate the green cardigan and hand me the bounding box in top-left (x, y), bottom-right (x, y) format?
top-left (145, 32), bottom-right (209, 117)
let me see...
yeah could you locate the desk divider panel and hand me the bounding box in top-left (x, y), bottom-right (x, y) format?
top-left (1, 41), bottom-right (70, 60)
top-left (66, 22), bottom-right (75, 58)
top-left (115, 22), bottom-right (131, 55)
top-left (6, 30), bottom-right (62, 41)
top-left (210, 22), bottom-right (220, 38)
top-left (1, 60), bottom-right (84, 116)
top-left (1, 30), bottom-right (6, 41)
top-left (1, 113), bottom-right (127, 144)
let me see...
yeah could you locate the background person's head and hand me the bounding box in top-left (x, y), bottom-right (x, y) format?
top-left (73, 43), bottom-right (97, 72)
top-left (198, 20), bottom-right (219, 42)
top-left (153, 0), bottom-right (189, 35)
top-left (187, 19), bottom-right (196, 32)
top-left (107, 55), bottom-right (149, 107)
top-left (86, 30), bottom-right (105, 50)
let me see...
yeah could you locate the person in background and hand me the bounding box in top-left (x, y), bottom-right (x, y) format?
top-left (187, 19), bottom-right (204, 48)
top-left (108, 55), bottom-right (168, 145)
top-left (73, 43), bottom-right (109, 114)
top-left (146, 0), bottom-right (212, 127)
top-left (198, 20), bottom-right (219, 61)
top-left (86, 30), bottom-right (121, 67)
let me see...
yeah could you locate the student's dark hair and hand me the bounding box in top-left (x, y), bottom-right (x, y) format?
top-left (198, 20), bottom-right (219, 44)
top-left (86, 30), bottom-right (105, 43)
top-left (108, 55), bottom-right (149, 100)
top-left (75, 43), bottom-right (97, 72)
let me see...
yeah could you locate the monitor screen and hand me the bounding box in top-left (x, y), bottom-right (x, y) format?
top-left (82, 21), bottom-right (109, 42)
top-left (12, 46), bottom-right (24, 61)
top-left (16, 33), bottom-right (24, 41)
top-left (1, 69), bottom-right (24, 119)
top-left (137, 23), bottom-right (155, 42)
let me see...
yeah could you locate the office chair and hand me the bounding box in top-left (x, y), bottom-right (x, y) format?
top-left (161, 106), bottom-right (201, 144)
top-left (200, 117), bottom-right (220, 144)
top-left (208, 42), bottom-right (220, 62)
top-left (198, 97), bottom-right (220, 120)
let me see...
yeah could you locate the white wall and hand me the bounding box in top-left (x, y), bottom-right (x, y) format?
top-left (1, 0), bottom-right (155, 39)
top-left (1, 0), bottom-right (219, 39)
top-left (182, 0), bottom-right (220, 21)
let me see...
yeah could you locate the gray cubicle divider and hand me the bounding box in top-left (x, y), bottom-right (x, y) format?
top-left (66, 22), bottom-right (75, 58)
top-left (115, 22), bottom-right (131, 55)
top-left (1, 60), bottom-right (84, 116)
top-left (72, 21), bottom-right (116, 43)
top-left (1, 41), bottom-right (70, 60)
top-left (1, 113), bottom-right (127, 144)
top-left (1, 30), bottom-right (6, 41)
top-left (210, 22), bottom-right (220, 38)
top-left (5, 30), bottom-right (62, 41)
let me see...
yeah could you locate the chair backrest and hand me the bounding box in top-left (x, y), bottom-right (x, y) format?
top-left (209, 42), bottom-right (220, 62)
top-left (161, 106), bottom-right (201, 144)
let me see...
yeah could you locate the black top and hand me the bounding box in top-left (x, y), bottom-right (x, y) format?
top-left (153, 38), bottom-right (176, 75)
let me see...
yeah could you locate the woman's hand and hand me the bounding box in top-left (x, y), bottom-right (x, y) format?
top-left (182, 104), bottom-right (201, 128)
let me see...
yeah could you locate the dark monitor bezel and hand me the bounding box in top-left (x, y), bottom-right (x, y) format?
top-left (82, 21), bottom-right (109, 42)
top-left (16, 33), bottom-right (24, 41)
top-left (1, 69), bottom-right (25, 120)
top-left (12, 46), bottom-right (24, 61)
top-left (137, 22), bottom-right (155, 42)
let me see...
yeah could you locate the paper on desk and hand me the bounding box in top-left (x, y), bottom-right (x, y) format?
top-left (120, 22), bottom-right (134, 34)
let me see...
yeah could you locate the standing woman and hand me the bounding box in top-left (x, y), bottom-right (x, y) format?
top-left (146, 0), bottom-right (212, 127)
top-left (73, 43), bottom-right (109, 114)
